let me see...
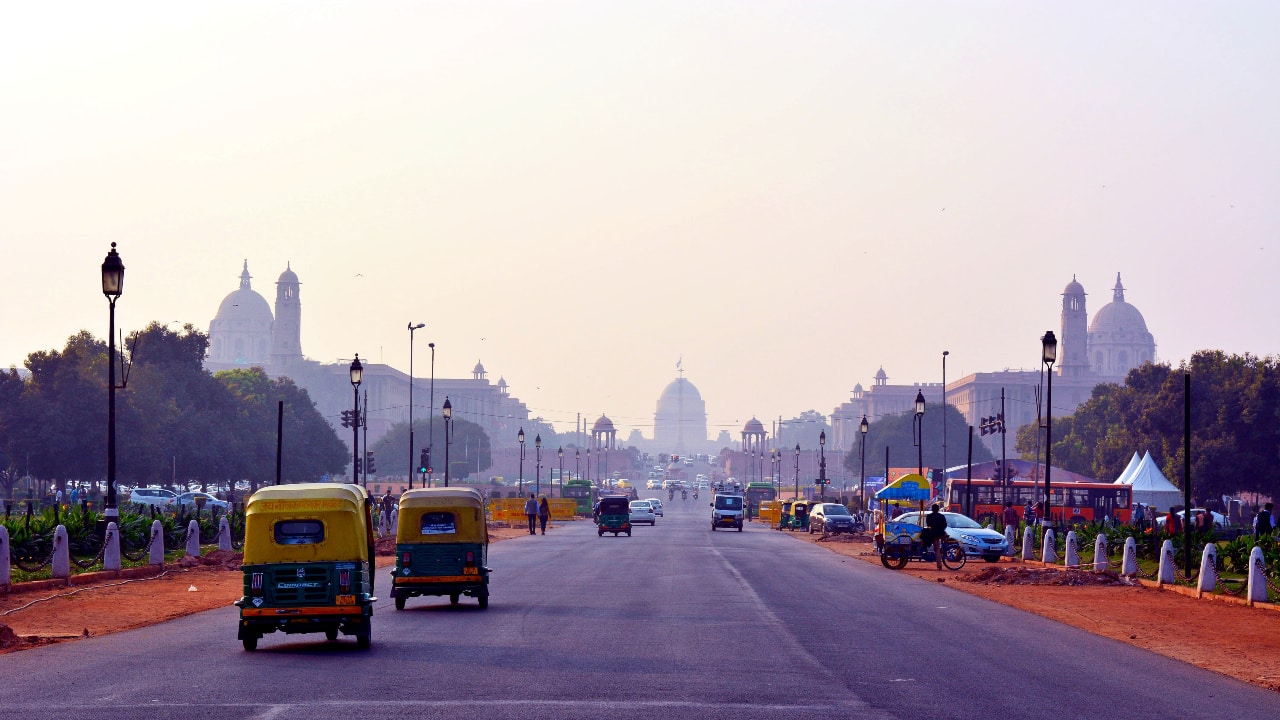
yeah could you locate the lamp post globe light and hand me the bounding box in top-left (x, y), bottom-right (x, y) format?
top-left (535, 434), bottom-right (542, 496)
top-left (349, 355), bottom-right (363, 484)
top-left (407, 323), bottom-right (425, 488)
top-left (558, 447), bottom-right (564, 498)
top-left (793, 444), bottom-right (800, 500)
top-left (859, 415), bottom-right (869, 513)
top-left (442, 396), bottom-right (453, 487)
top-left (1041, 330), bottom-right (1058, 529)
top-left (101, 243), bottom-right (125, 520)
top-left (913, 389), bottom-right (925, 476)
top-left (517, 428), bottom-right (526, 492)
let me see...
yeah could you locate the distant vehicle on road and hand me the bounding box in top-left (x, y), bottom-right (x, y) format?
top-left (175, 491), bottom-right (229, 511)
top-left (129, 487), bottom-right (177, 508)
top-left (629, 500), bottom-right (657, 525)
top-left (711, 494), bottom-right (744, 532)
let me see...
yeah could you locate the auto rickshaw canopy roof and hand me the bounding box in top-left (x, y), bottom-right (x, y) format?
top-left (396, 487), bottom-right (488, 544)
top-left (243, 483), bottom-right (371, 565)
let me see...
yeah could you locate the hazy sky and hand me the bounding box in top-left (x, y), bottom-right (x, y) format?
top-left (3, 1), bottom-right (1278, 444)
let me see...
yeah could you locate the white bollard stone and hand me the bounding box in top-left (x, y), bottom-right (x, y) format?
top-left (103, 521), bottom-right (121, 571)
top-left (1004, 525), bottom-right (1016, 556)
top-left (218, 517), bottom-right (232, 551)
top-left (52, 525), bottom-right (70, 579)
top-left (1157, 539), bottom-right (1176, 584)
top-left (378, 512), bottom-right (388, 539)
top-left (1093, 534), bottom-right (1108, 573)
top-left (149, 520), bottom-right (165, 566)
top-left (1247, 546), bottom-right (1269, 605)
top-left (1022, 526), bottom-right (1036, 560)
top-left (1121, 536), bottom-right (1138, 576)
top-left (185, 519), bottom-right (201, 557)
top-left (0, 526), bottom-right (10, 590)
top-left (391, 507), bottom-right (399, 535)
top-left (1065, 531), bottom-right (1080, 568)
top-left (1197, 543), bottom-right (1216, 596)
top-left (1041, 529), bottom-right (1057, 564)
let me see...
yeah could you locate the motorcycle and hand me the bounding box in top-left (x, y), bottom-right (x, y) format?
top-left (681, 490), bottom-right (688, 500)
top-left (692, 490), bottom-right (699, 500)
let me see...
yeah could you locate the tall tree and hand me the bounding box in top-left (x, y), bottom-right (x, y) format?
top-left (843, 403), bottom-right (992, 476)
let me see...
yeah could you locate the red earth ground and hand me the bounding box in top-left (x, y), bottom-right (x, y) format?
top-left (3, 522), bottom-right (1280, 693)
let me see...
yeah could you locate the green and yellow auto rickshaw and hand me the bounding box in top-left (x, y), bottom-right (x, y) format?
top-left (597, 495), bottom-right (632, 537)
top-left (391, 487), bottom-right (490, 610)
top-left (783, 500), bottom-right (811, 531)
top-left (235, 483), bottom-right (377, 651)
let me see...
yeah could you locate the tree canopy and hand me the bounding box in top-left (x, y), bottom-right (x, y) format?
top-left (1015, 351), bottom-right (1280, 499)
top-left (843, 402), bottom-right (993, 476)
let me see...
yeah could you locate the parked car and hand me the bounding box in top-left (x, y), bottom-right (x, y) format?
top-left (808, 503), bottom-right (861, 534)
top-left (646, 498), bottom-right (664, 517)
top-left (1155, 509), bottom-right (1226, 530)
top-left (892, 510), bottom-right (1010, 562)
top-left (128, 487), bottom-right (177, 508)
top-left (629, 500), bottom-right (657, 525)
top-left (175, 491), bottom-right (229, 511)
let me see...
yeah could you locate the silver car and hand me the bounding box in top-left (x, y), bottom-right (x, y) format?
top-left (893, 511), bottom-right (1009, 562)
top-left (128, 487), bottom-right (176, 508)
top-left (629, 500), bottom-right (657, 525)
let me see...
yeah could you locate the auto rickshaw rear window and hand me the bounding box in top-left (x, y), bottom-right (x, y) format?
top-left (274, 520), bottom-right (324, 545)
top-left (420, 511), bottom-right (457, 535)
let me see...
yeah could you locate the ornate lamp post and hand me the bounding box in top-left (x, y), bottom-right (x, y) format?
top-left (793, 444), bottom-right (800, 500)
top-left (1041, 330), bottom-right (1058, 529)
top-left (818, 431), bottom-right (827, 502)
top-left (517, 428), bottom-right (526, 492)
top-left (442, 396), bottom-right (453, 487)
top-left (101, 243), bottom-right (125, 521)
top-left (913, 389), bottom-right (926, 476)
top-left (557, 447), bottom-right (564, 497)
top-left (535, 434), bottom-right (543, 495)
top-left (349, 355), bottom-right (363, 483)
top-left (859, 415), bottom-right (869, 513)
top-left (942, 350), bottom-right (950, 472)
top-left (408, 323), bottom-right (425, 488)
top-left (575, 448), bottom-right (580, 483)
top-left (428, 342), bottom-right (435, 486)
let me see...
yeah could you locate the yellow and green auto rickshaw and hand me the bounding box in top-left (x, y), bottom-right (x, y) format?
top-left (234, 483), bottom-right (376, 651)
top-left (390, 487), bottom-right (490, 610)
top-left (597, 495), bottom-right (632, 537)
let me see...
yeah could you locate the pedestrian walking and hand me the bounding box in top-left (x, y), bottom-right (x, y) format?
top-left (524, 493), bottom-right (539, 535)
top-left (538, 497), bottom-right (550, 535)
top-left (1024, 500), bottom-right (1037, 527)
top-left (1254, 502), bottom-right (1274, 539)
top-left (1133, 503), bottom-right (1146, 531)
top-left (1165, 509), bottom-right (1182, 536)
top-left (1002, 502), bottom-right (1019, 534)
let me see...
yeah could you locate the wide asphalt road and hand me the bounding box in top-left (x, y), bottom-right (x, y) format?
top-left (2, 495), bottom-right (1278, 719)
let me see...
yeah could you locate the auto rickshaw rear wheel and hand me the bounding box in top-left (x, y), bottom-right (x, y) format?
top-left (242, 634), bottom-right (258, 652)
top-left (356, 624), bottom-right (371, 650)
top-left (478, 592), bottom-right (489, 609)
top-left (450, 593), bottom-right (460, 605)
top-left (395, 595), bottom-right (406, 610)
top-left (325, 628), bottom-right (338, 641)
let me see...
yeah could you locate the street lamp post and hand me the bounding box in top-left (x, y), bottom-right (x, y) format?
top-left (408, 323), bottom-right (425, 488)
top-left (818, 431), bottom-right (827, 502)
top-left (793, 444), bottom-right (800, 500)
top-left (1042, 331), bottom-right (1058, 529)
top-left (859, 415), bottom-right (869, 513)
top-left (101, 243), bottom-right (125, 521)
top-left (942, 350), bottom-right (950, 472)
top-left (442, 396), bottom-right (453, 487)
top-left (913, 389), bottom-right (926, 476)
top-left (428, 342), bottom-right (435, 486)
top-left (558, 447), bottom-right (564, 498)
top-left (575, 449), bottom-right (580, 483)
top-left (535, 434), bottom-right (543, 496)
top-left (350, 356), bottom-right (363, 483)
top-left (518, 428), bottom-right (526, 492)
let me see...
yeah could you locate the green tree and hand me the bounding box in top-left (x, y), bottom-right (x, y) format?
top-left (369, 416), bottom-right (491, 482)
top-left (844, 403), bottom-right (992, 476)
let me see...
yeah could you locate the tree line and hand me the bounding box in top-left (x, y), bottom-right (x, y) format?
top-left (0, 323), bottom-right (349, 499)
top-left (1015, 350), bottom-right (1279, 500)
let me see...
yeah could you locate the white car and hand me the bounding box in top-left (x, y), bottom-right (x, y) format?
top-left (891, 511), bottom-right (1010, 562)
top-left (646, 498), bottom-right (664, 517)
top-left (175, 491), bottom-right (230, 511)
top-left (629, 500), bottom-right (657, 525)
top-left (1155, 509), bottom-right (1226, 530)
top-left (128, 487), bottom-right (177, 508)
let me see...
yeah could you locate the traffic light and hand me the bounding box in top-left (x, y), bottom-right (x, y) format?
top-left (354, 457), bottom-right (362, 475)
top-left (419, 448), bottom-right (429, 474)
top-left (340, 410), bottom-right (352, 428)
top-left (366, 451), bottom-right (376, 475)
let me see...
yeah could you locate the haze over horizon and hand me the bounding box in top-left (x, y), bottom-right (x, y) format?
top-left (3, 2), bottom-right (1278, 443)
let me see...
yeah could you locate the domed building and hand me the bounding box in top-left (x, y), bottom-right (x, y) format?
top-left (1088, 273), bottom-right (1155, 377)
top-left (653, 376), bottom-right (709, 453)
top-left (207, 261), bottom-right (275, 370)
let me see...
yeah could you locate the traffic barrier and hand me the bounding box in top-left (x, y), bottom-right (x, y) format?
top-left (757, 500), bottom-right (782, 528)
top-left (549, 499), bottom-right (576, 520)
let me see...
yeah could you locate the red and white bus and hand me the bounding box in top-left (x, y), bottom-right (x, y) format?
top-left (946, 478), bottom-right (1132, 526)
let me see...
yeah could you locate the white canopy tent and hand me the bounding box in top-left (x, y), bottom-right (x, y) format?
top-left (1115, 451), bottom-right (1182, 510)
top-left (1114, 452), bottom-right (1142, 485)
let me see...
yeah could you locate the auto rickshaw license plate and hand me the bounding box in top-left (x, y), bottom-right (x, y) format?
top-left (463, 567), bottom-right (478, 575)
top-left (335, 594), bottom-right (356, 606)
